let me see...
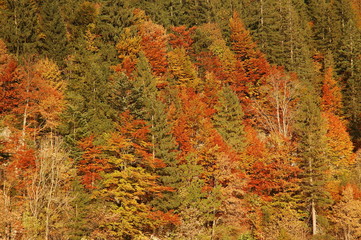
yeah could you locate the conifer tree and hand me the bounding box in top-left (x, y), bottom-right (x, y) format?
top-left (38, 0), bottom-right (68, 66)
top-left (0, 0), bottom-right (39, 57)
top-left (62, 37), bottom-right (113, 144)
top-left (336, 20), bottom-right (361, 147)
top-left (95, 0), bottom-right (134, 65)
top-left (245, 0), bottom-right (312, 76)
top-left (295, 82), bottom-right (331, 235)
top-left (213, 86), bottom-right (247, 152)
top-left (307, 0), bottom-right (341, 53)
top-left (131, 54), bottom-right (181, 221)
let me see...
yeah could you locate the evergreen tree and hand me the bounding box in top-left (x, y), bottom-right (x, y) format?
top-left (95, 0), bottom-right (134, 65)
top-left (172, 154), bottom-right (221, 239)
top-left (336, 20), bottom-right (361, 147)
top-left (295, 82), bottom-right (331, 235)
top-left (307, 0), bottom-right (341, 53)
top-left (132, 54), bottom-right (181, 216)
top-left (0, 0), bottom-right (39, 57)
top-left (213, 86), bottom-right (247, 152)
top-left (61, 37), bottom-right (113, 145)
top-left (244, 0), bottom-right (312, 76)
top-left (38, 0), bottom-right (68, 66)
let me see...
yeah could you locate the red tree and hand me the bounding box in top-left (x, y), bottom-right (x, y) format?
top-left (77, 135), bottom-right (106, 189)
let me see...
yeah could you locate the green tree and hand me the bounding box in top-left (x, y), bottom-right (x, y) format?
top-left (213, 86), bottom-right (247, 152)
top-left (61, 37), bottom-right (113, 145)
top-left (37, 0), bottom-right (68, 66)
top-left (295, 82), bottom-right (331, 236)
top-left (0, 0), bottom-right (39, 57)
top-left (245, 0), bottom-right (312, 76)
top-left (95, 0), bottom-right (135, 65)
top-left (173, 154), bottom-right (221, 239)
top-left (131, 54), bottom-right (181, 223)
top-left (336, 20), bottom-right (361, 147)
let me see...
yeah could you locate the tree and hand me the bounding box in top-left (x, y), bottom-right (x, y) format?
top-left (0, 0), bottom-right (39, 57)
top-left (213, 85), bottom-right (247, 152)
top-left (62, 36), bottom-right (114, 144)
top-left (336, 20), bottom-right (361, 148)
top-left (295, 82), bottom-right (331, 235)
top-left (32, 58), bottom-right (66, 136)
top-left (172, 154), bottom-right (220, 239)
top-left (245, 0), bottom-right (312, 76)
top-left (321, 67), bottom-right (355, 195)
top-left (77, 135), bottom-right (106, 190)
top-left (252, 67), bottom-right (298, 139)
top-left (0, 41), bottom-right (21, 116)
top-left (138, 20), bottom-right (168, 79)
top-left (37, 0), bottom-right (68, 66)
top-left (307, 0), bottom-right (342, 53)
top-left (229, 11), bottom-right (270, 105)
top-left (331, 185), bottom-right (361, 240)
top-left (168, 26), bottom-right (195, 54)
top-left (24, 137), bottom-right (74, 240)
top-left (167, 48), bottom-right (200, 88)
top-left (94, 111), bottom-right (170, 239)
top-left (114, 27), bottom-right (141, 76)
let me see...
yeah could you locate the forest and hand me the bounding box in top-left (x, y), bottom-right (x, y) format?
top-left (0, 0), bottom-right (361, 239)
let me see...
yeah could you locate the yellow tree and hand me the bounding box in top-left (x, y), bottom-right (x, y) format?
top-left (167, 48), bottom-right (200, 88)
top-left (332, 185), bottom-right (361, 240)
top-left (321, 67), bottom-right (355, 197)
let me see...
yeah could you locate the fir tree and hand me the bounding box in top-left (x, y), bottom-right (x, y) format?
top-left (95, 0), bottom-right (134, 65)
top-left (295, 82), bottom-right (331, 235)
top-left (38, 0), bottom-right (68, 66)
top-left (336, 20), bottom-right (361, 147)
top-left (61, 37), bottom-right (113, 145)
top-left (132, 54), bottom-right (180, 214)
top-left (213, 86), bottom-right (247, 152)
top-left (0, 0), bottom-right (39, 57)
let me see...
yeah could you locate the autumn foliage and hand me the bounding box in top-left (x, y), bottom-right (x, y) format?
top-left (0, 3), bottom-right (359, 240)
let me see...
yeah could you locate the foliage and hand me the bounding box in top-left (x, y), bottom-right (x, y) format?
top-left (0, 1), bottom-right (360, 239)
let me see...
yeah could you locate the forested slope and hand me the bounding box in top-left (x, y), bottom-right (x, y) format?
top-left (0, 0), bottom-right (361, 239)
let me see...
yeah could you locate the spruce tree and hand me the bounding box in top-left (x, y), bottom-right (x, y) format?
top-left (0, 0), bottom-right (39, 57)
top-left (336, 20), bottom-right (361, 146)
top-left (95, 0), bottom-right (134, 65)
top-left (132, 54), bottom-right (180, 212)
top-left (213, 86), bottom-right (247, 152)
top-left (295, 81), bottom-right (331, 235)
top-left (38, 0), bottom-right (68, 66)
top-left (61, 38), bottom-right (113, 145)
top-left (244, 0), bottom-right (312, 76)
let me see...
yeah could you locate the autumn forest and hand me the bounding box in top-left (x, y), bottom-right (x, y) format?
top-left (0, 0), bottom-right (361, 239)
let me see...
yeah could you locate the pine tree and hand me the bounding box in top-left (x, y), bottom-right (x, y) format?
top-left (38, 0), bottom-right (68, 66)
top-left (307, 0), bottom-right (341, 53)
top-left (213, 86), bottom-right (247, 152)
top-left (95, 0), bottom-right (134, 65)
top-left (336, 20), bottom-right (361, 147)
top-left (245, 0), bottom-right (312, 76)
top-left (62, 37), bottom-right (113, 145)
top-left (295, 82), bottom-right (331, 235)
top-left (0, 0), bottom-right (39, 57)
top-left (172, 153), bottom-right (221, 239)
top-left (130, 54), bottom-right (181, 224)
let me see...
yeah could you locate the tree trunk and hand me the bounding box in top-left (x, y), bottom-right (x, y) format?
top-left (311, 198), bottom-right (317, 235)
